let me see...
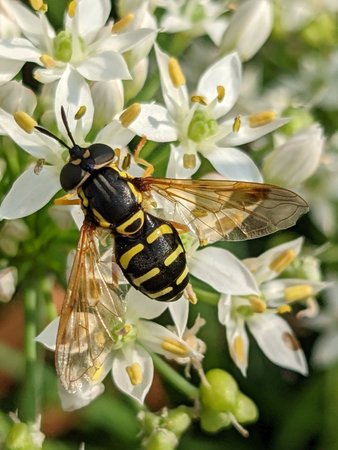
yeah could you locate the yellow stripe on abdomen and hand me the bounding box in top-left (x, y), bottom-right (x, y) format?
top-left (176, 266), bottom-right (189, 285)
top-left (148, 286), bottom-right (173, 299)
top-left (133, 267), bottom-right (160, 287)
top-left (164, 245), bottom-right (184, 266)
top-left (120, 244), bottom-right (144, 270)
top-left (116, 209), bottom-right (144, 235)
top-left (146, 224), bottom-right (173, 244)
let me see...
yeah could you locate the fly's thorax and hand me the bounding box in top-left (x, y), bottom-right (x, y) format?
top-left (78, 165), bottom-right (144, 230)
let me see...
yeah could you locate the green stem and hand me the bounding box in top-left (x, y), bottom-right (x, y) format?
top-left (151, 353), bottom-right (199, 401)
top-left (20, 288), bottom-right (38, 423)
top-left (193, 286), bottom-right (220, 306)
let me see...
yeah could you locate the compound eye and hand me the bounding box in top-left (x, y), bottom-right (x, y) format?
top-left (88, 143), bottom-right (115, 167)
top-left (60, 163), bottom-right (85, 191)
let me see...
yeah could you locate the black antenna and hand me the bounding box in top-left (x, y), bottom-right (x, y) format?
top-left (35, 125), bottom-right (71, 151)
top-left (61, 106), bottom-right (77, 147)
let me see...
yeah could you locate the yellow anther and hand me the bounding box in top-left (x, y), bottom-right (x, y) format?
top-left (14, 112), bottom-right (37, 133)
top-left (217, 85), bottom-right (225, 102)
top-left (111, 13), bottom-right (134, 33)
top-left (29, 0), bottom-right (43, 11)
top-left (168, 57), bottom-right (186, 88)
top-left (183, 153), bottom-right (196, 169)
top-left (232, 115), bottom-right (241, 133)
top-left (233, 335), bottom-right (245, 364)
top-left (284, 284), bottom-right (314, 303)
top-left (88, 364), bottom-right (103, 382)
top-left (270, 249), bottom-right (296, 273)
top-left (75, 105), bottom-right (87, 120)
top-left (40, 54), bottom-right (56, 69)
top-left (161, 337), bottom-right (189, 356)
top-left (119, 103), bottom-right (141, 127)
top-left (126, 362), bottom-right (143, 385)
top-left (248, 295), bottom-right (266, 313)
top-left (191, 95), bottom-right (208, 105)
top-left (277, 304), bottom-right (292, 314)
top-left (120, 324), bottom-right (133, 336)
top-left (249, 111), bottom-right (277, 128)
top-left (68, 0), bottom-right (77, 18)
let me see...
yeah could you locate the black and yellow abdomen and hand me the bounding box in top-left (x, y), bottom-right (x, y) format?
top-left (78, 164), bottom-right (189, 302)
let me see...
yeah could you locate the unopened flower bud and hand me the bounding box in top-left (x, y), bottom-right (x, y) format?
top-left (165, 406), bottom-right (192, 437)
top-left (145, 429), bottom-right (178, 450)
top-left (200, 369), bottom-right (239, 412)
top-left (233, 392), bottom-right (259, 424)
top-left (200, 408), bottom-right (231, 433)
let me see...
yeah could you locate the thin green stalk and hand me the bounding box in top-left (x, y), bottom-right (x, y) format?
top-left (20, 288), bottom-right (38, 423)
top-left (151, 352), bottom-right (199, 401)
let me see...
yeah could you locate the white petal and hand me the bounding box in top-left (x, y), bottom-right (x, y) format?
top-left (35, 317), bottom-right (59, 351)
top-left (0, 38), bottom-right (41, 63)
top-left (219, 117), bottom-right (289, 147)
top-left (203, 18), bottom-right (228, 46)
top-left (0, 58), bottom-right (23, 84)
top-left (0, 81), bottom-right (36, 115)
top-left (204, 146), bottom-right (263, 182)
top-left (168, 295), bottom-right (189, 338)
top-left (243, 237), bottom-right (304, 284)
top-left (33, 67), bottom-right (64, 84)
top-left (95, 120), bottom-right (134, 147)
top-left (126, 288), bottom-right (168, 320)
top-left (248, 313), bottom-right (308, 375)
top-left (311, 332), bottom-right (338, 369)
top-left (55, 66), bottom-right (94, 140)
top-left (91, 80), bottom-right (124, 127)
top-left (74, 0), bottom-right (111, 43)
top-left (112, 344), bottom-right (153, 404)
top-left (0, 165), bottom-right (61, 220)
top-left (166, 144), bottom-right (200, 178)
top-left (58, 381), bottom-right (105, 411)
top-left (197, 52), bottom-right (241, 119)
top-left (76, 52), bottom-right (131, 81)
top-left (128, 103), bottom-right (178, 142)
top-left (189, 247), bottom-right (259, 295)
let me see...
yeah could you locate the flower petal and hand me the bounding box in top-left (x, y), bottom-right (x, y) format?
top-left (58, 381), bottom-right (105, 411)
top-left (73, 0), bottom-right (111, 43)
top-left (0, 58), bottom-right (24, 84)
top-left (0, 37), bottom-right (41, 63)
top-left (204, 146), bottom-right (263, 182)
top-left (35, 317), bottom-right (59, 351)
top-left (189, 247), bottom-right (259, 295)
top-left (0, 80), bottom-right (37, 115)
top-left (166, 144), bottom-right (201, 178)
top-left (95, 119), bottom-right (134, 147)
top-left (126, 288), bottom-right (169, 321)
top-left (112, 343), bottom-right (153, 404)
top-left (128, 103), bottom-right (178, 142)
top-left (76, 51), bottom-right (131, 81)
top-left (248, 313), bottom-right (308, 375)
top-left (168, 295), bottom-right (189, 338)
top-left (91, 80), bottom-right (124, 127)
top-left (0, 165), bottom-right (61, 220)
top-left (197, 52), bottom-right (242, 119)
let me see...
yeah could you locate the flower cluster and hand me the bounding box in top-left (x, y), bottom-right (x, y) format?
top-left (0, 1), bottom-right (336, 449)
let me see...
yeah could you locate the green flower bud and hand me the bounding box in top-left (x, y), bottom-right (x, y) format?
top-left (191, 5), bottom-right (205, 22)
top-left (188, 111), bottom-right (218, 143)
top-left (53, 31), bottom-right (73, 62)
top-left (233, 392), bottom-right (259, 424)
top-left (281, 107), bottom-right (314, 136)
top-left (145, 429), bottom-right (178, 450)
top-left (200, 369), bottom-right (239, 412)
top-left (139, 411), bottom-right (161, 436)
top-left (5, 422), bottom-right (40, 450)
top-left (301, 14), bottom-right (337, 48)
top-left (200, 408), bottom-right (231, 433)
top-left (164, 406), bottom-right (192, 437)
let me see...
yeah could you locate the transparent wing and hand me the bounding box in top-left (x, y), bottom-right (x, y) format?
top-left (55, 222), bottom-right (126, 393)
top-left (138, 178), bottom-right (309, 245)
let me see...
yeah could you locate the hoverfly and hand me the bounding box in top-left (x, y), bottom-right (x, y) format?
top-left (36, 107), bottom-right (309, 393)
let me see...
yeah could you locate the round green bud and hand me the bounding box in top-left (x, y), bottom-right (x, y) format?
top-left (200, 408), bottom-right (231, 433)
top-left (233, 392), bottom-right (259, 424)
top-left (164, 406), bottom-right (192, 437)
top-left (145, 429), bottom-right (178, 450)
top-left (53, 31), bottom-right (73, 62)
top-left (281, 107), bottom-right (313, 136)
top-left (200, 369), bottom-right (239, 412)
top-left (5, 422), bottom-right (39, 450)
top-left (139, 411), bottom-right (161, 436)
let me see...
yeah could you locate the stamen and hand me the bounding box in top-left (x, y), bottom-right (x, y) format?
top-left (270, 249), bottom-right (296, 273)
top-left (29, 0), bottom-right (44, 11)
top-left (161, 337), bottom-right (189, 356)
top-left (233, 335), bottom-right (245, 364)
top-left (248, 296), bottom-right (266, 313)
top-left (183, 153), bottom-right (196, 169)
top-left (191, 95), bottom-right (207, 105)
top-left (14, 112), bottom-right (37, 133)
top-left (119, 324), bottom-right (133, 336)
top-left (277, 304), bottom-right (292, 314)
top-left (67, 0), bottom-right (77, 18)
top-left (40, 54), bottom-right (56, 69)
top-left (119, 103), bottom-right (141, 127)
top-left (249, 111), bottom-right (276, 128)
top-left (75, 105), bottom-right (86, 120)
top-left (217, 85), bottom-right (225, 102)
top-left (168, 57), bottom-right (186, 88)
top-left (284, 284), bottom-right (314, 303)
top-left (126, 363), bottom-right (143, 385)
top-left (184, 283), bottom-right (198, 304)
top-left (111, 13), bottom-right (134, 33)
top-left (232, 115), bottom-right (241, 133)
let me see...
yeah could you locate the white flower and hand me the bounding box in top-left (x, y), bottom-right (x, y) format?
top-left (131, 45), bottom-right (287, 181)
top-left (0, 0), bottom-right (156, 100)
top-left (220, 0), bottom-right (272, 61)
top-left (0, 266), bottom-right (17, 302)
top-left (217, 238), bottom-right (327, 376)
top-left (262, 124), bottom-right (325, 188)
top-left (305, 280), bottom-right (338, 369)
top-left (0, 81), bottom-right (36, 123)
top-left (0, 0), bottom-right (21, 40)
top-left (36, 288), bottom-right (200, 406)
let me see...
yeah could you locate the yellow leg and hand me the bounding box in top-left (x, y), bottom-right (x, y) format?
top-left (54, 193), bottom-right (81, 205)
top-left (134, 136), bottom-right (154, 177)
